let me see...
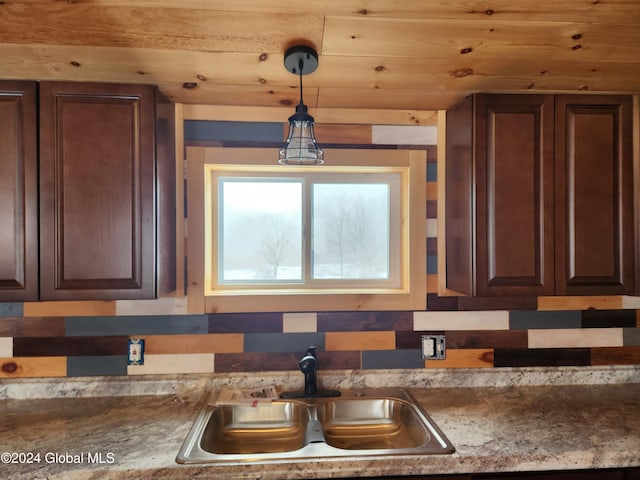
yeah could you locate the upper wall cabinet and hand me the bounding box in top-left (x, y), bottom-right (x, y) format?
top-left (445, 93), bottom-right (635, 297)
top-left (0, 81), bottom-right (175, 302)
top-left (0, 82), bottom-right (38, 302)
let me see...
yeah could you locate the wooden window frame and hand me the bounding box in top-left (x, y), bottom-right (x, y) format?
top-left (187, 146), bottom-right (426, 313)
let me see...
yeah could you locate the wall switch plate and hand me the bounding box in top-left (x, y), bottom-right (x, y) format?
top-left (422, 335), bottom-right (446, 360)
top-left (128, 337), bottom-right (145, 365)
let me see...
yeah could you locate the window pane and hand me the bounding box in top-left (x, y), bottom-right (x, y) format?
top-left (312, 183), bottom-right (390, 279)
top-left (219, 179), bottom-right (302, 282)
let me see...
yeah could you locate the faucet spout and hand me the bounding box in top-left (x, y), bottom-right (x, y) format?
top-left (280, 346), bottom-right (340, 399)
top-left (299, 347), bottom-right (317, 396)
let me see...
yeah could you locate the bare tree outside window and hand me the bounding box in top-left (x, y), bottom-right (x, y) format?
top-left (219, 180), bottom-right (302, 282)
top-left (259, 216), bottom-right (293, 279)
top-left (313, 184), bottom-right (390, 280)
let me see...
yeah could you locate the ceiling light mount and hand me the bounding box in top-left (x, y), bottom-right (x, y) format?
top-left (283, 45), bottom-right (319, 76)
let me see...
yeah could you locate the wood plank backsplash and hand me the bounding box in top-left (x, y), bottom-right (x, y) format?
top-left (0, 120), bottom-right (639, 378)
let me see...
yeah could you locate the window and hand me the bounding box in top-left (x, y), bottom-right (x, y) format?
top-left (211, 170), bottom-right (401, 289)
top-left (190, 147), bottom-right (426, 312)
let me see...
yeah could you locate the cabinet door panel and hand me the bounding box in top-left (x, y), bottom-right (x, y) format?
top-left (475, 95), bottom-right (555, 296)
top-left (554, 95), bottom-right (634, 295)
top-left (0, 82), bottom-right (38, 301)
top-left (39, 82), bottom-right (156, 300)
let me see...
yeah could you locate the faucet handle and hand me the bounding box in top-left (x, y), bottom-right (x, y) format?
top-left (305, 346), bottom-right (317, 357)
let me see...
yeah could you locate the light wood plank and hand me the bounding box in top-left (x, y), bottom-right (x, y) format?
top-left (325, 331), bottom-right (395, 351)
top-left (4, 44), bottom-right (640, 92)
top-left (161, 83), bottom-right (320, 108)
top-left (537, 295), bottom-right (625, 311)
top-left (145, 334), bottom-right (243, 354)
top-left (622, 296), bottom-right (640, 309)
top-left (13, 1), bottom-right (639, 24)
top-left (115, 297), bottom-right (188, 315)
top-left (323, 16), bottom-right (640, 63)
top-left (317, 87), bottom-right (463, 111)
top-left (528, 328), bottom-right (624, 349)
top-left (425, 349), bottom-right (494, 369)
top-left (372, 125), bottom-right (437, 146)
top-left (314, 124), bottom-right (372, 144)
top-left (127, 353), bottom-right (214, 375)
top-left (0, 357), bottom-right (66, 378)
top-left (1, 43), bottom-right (639, 109)
top-left (183, 104), bottom-right (438, 126)
top-left (283, 313), bottom-right (317, 333)
top-left (315, 108), bottom-right (437, 126)
top-left (426, 182), bottom-right (438, 201)
top-left (23, 301), bottom-right (116, 317)
top-left (427, 274), bottom-right (439, 294)
top-left (414, 311), bottom-right (510, 330)
top-left (0, 4), bottom-right (324, 53)
top-left (0, 338), bottom-right (12, 358)
top-left (186, 147), bottom-right (206, 314)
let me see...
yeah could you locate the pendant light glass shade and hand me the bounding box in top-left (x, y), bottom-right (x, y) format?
top-left (278, 104), bottom-right (324, 165)
top-left (278, 45), bottom-right (324, 165)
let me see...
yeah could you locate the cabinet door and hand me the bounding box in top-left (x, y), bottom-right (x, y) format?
top-left (39, 82), bottom-right (156, 300)
top-left (554, 95), bottom-right (634, 295)
top-left (0, 81), bottom-right (38, 301)
top-left (474, 94), bottom-right (555, 296)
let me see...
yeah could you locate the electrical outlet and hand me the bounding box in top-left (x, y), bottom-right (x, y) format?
top-left (422, 335), bottom-right (446, 360)
top-left (128, 337), bottom-right (145, 365)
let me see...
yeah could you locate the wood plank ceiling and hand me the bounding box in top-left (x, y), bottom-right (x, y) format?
top-left (1, 0), bottom-right (639, 114)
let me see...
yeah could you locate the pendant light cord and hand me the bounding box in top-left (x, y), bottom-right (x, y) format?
top-left (298, 58), bottom-right (304, 105)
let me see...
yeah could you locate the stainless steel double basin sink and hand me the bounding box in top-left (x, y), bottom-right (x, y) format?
top-left (176, 388), bottom-right (454, 464)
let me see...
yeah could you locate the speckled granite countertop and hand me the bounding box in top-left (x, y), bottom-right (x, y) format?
top-left (0, 367), bottom-right (639, 479)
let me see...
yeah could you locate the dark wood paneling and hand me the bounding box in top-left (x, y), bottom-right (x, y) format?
top-left (0, 81), bottom-right (38, 301)
top-left (214, 352), bottom-right (296, 372)
top-left (474, 94), bottom-right (555, 297)
top-left (0, 317), bottom-right (65, 337)
top-left (581, 309), bottom-right (637, 328)
top-left (427, 237), bottom-right (438, 256)
top-left (591, 346), bottom-right (640, 365)
top-left (426, 200), bottom-right (437, 219)
top-left (13, 336), bottom-right (128, 356)
top-left (446, 330), bottom-right (528, 350)
top-left (397, 330), bottom-right (529, 351)
top-left (39, 82), bottom-right (156, 300)
top-left (554, 95), bottom-right (634, 295)
top-left (317, 311), bottom-right (413, 332)
top-left (215, 351), bottom-right (361, 373)
top-left (458, 296), bottom-right (538, 311)
top-left (494, 348), bottom-right (591, 367)
top-left (208, 312), bottom-right (283, 333)
top-left (426, 294), bottom-right (459, 311)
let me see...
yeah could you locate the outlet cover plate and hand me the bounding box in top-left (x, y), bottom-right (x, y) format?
top-left (422, 335), bottom-right (446, 360)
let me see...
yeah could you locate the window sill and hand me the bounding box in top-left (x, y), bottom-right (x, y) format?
top-left (204, 290), bottom-right (426, 313)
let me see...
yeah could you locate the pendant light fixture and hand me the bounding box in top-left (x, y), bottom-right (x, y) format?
top-left (278, 45), bottom-right (324, 165)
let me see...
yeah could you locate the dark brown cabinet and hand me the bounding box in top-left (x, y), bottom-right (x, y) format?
top-left (445, 93), bottom-right (635, 297)
top-left (0, 81), bottom-right (38, 301)
top-left (0, 81), bottom-right (175, 301)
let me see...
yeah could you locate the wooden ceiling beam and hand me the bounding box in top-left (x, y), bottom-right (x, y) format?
top-left (182, 105), bottom-right (438, 126)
